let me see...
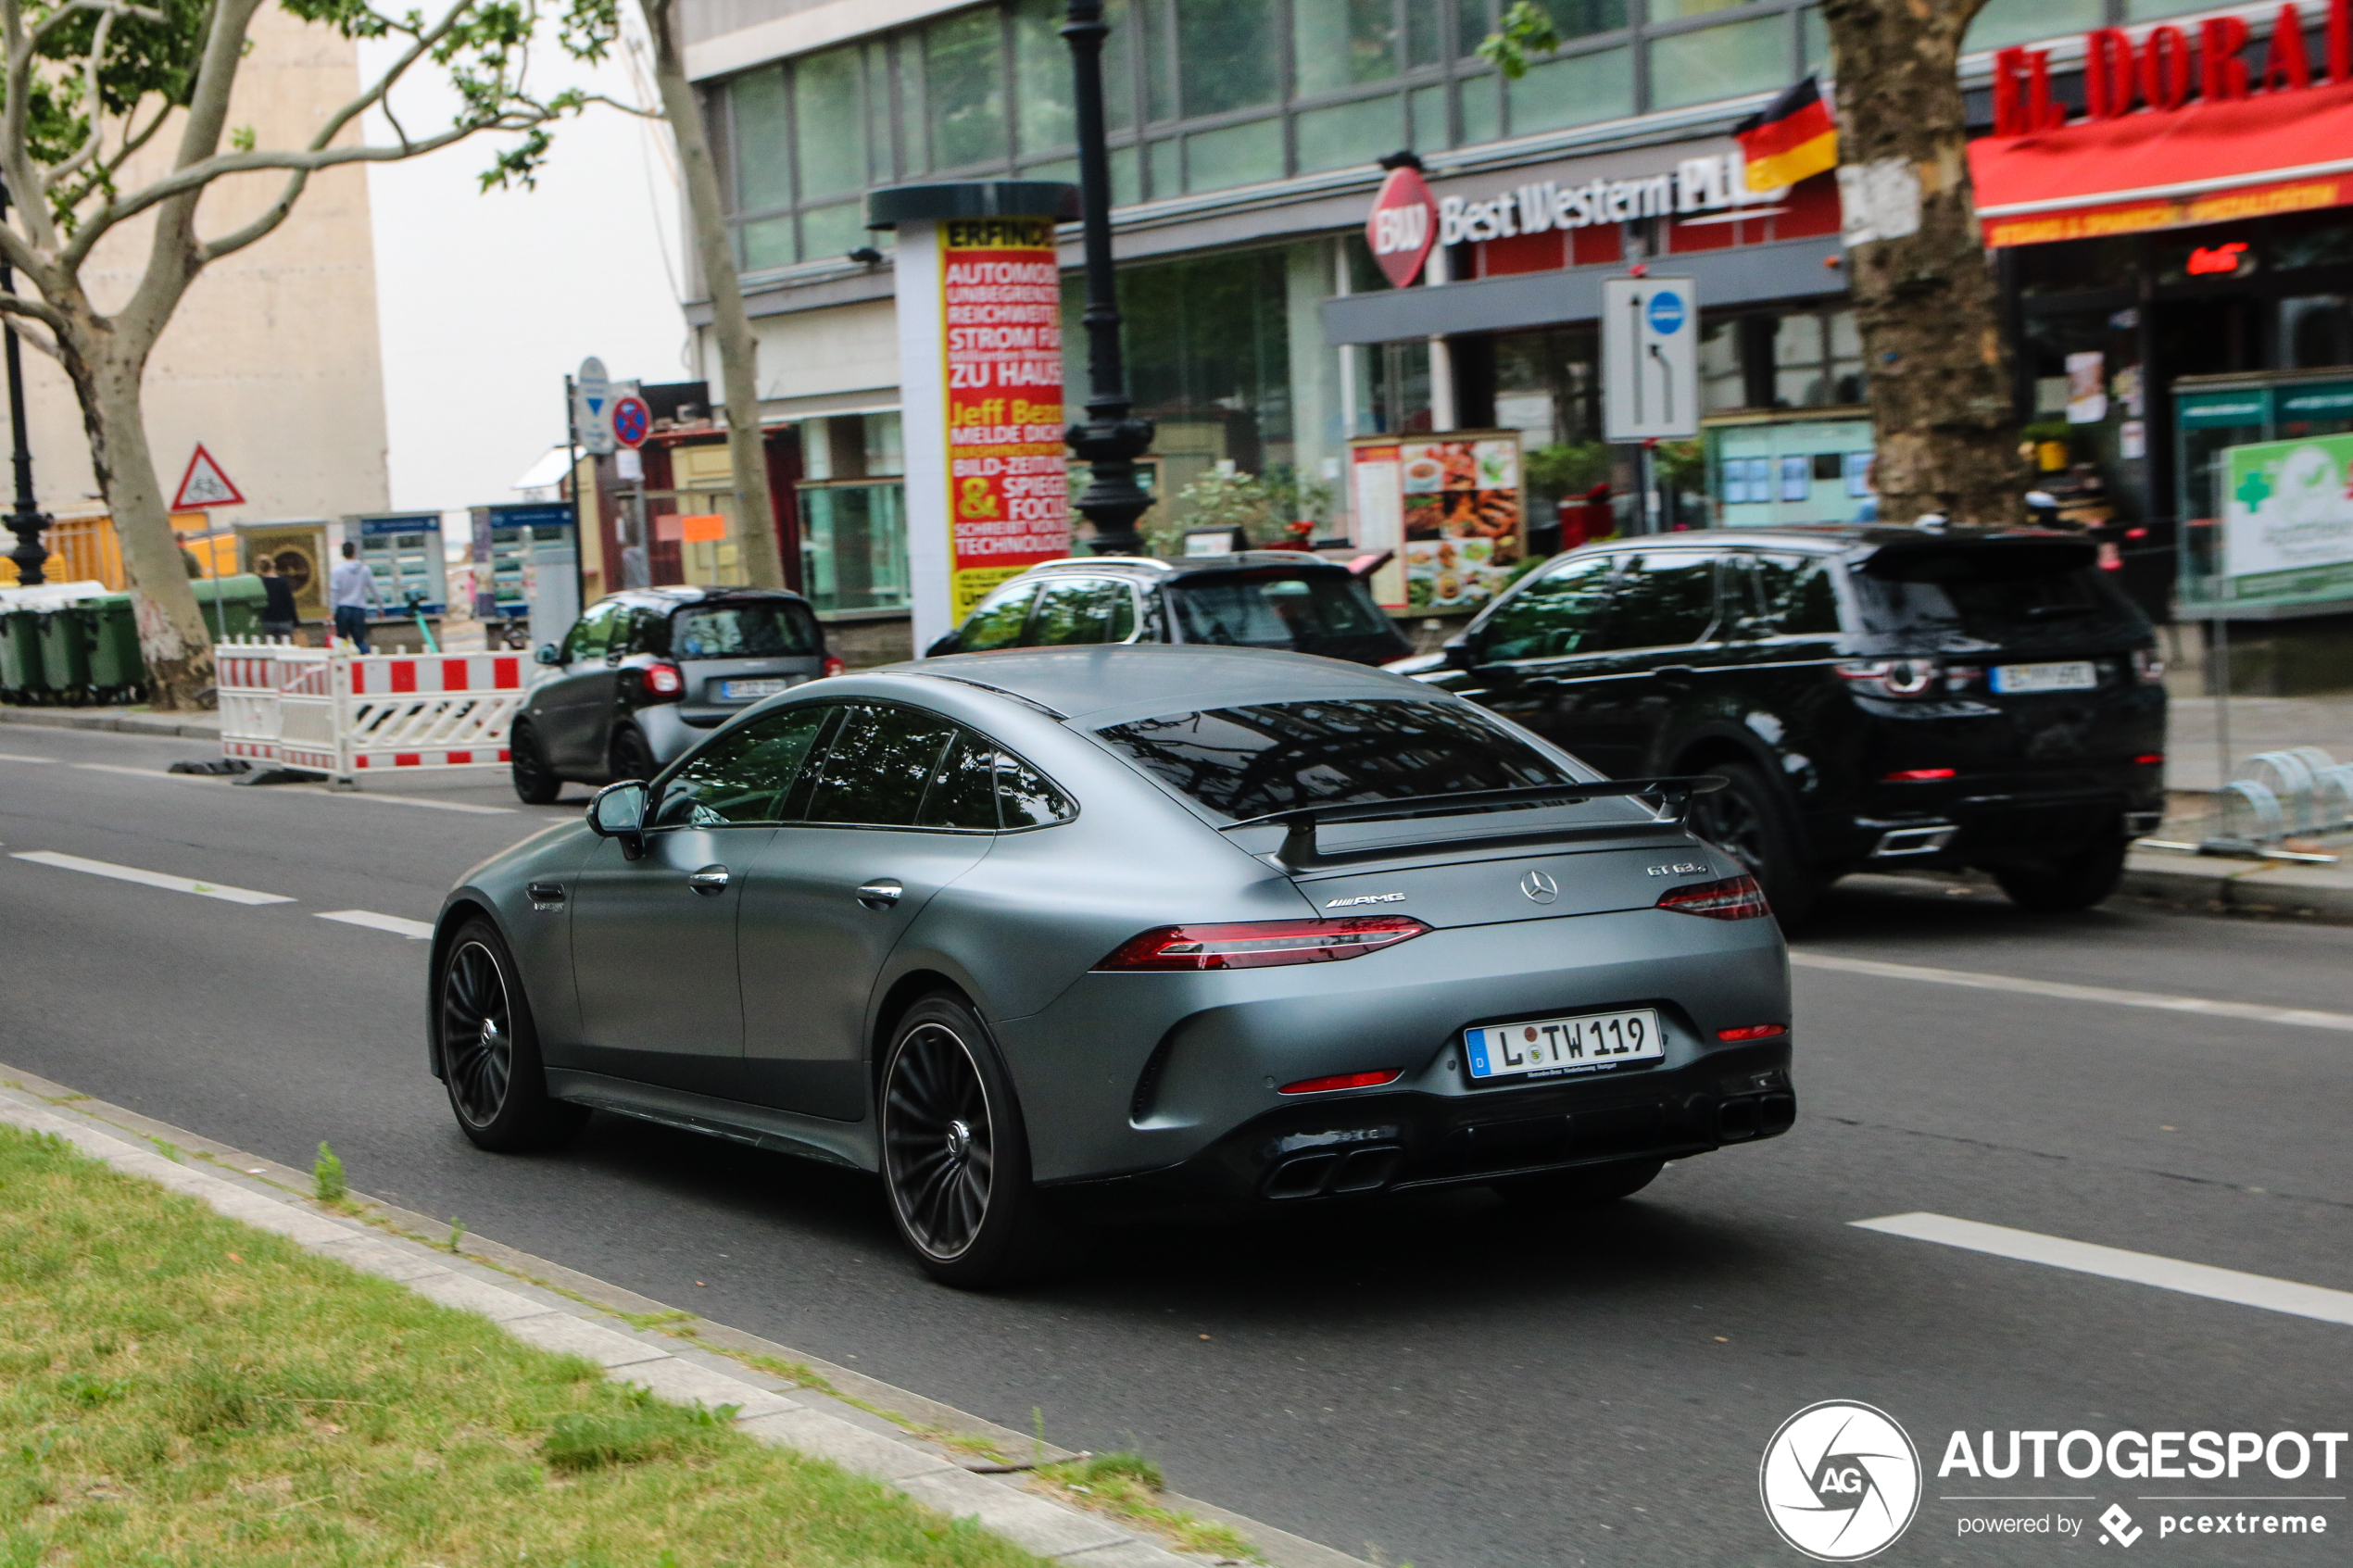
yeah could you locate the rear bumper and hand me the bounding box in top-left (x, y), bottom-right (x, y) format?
top-left (1831, 776), bottom-right (2164, 869)
top-left (1047, 1041), bottom-right (1793, 1212)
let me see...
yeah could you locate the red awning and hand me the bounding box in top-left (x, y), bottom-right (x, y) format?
top-left (1969, 82), bottom-right (2353, 247)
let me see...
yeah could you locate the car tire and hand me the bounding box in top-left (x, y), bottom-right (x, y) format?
top-left (510, 721), bottom-right (560, 805)
top-left (1495, 1158), bottom-right (1665, 1210)
top-left (879, 993), bottom-right (1056, 1288)
top-left (1685, 759), bottom-right (1818, 926)
top-left (435, 918), bottom-right (588, 1153)
top-left (608, 725), bottom-right (657, 784)
top-left (1992, 834), bottom-right (2128, 913)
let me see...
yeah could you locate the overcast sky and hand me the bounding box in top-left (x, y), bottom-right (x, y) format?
top-left (359, 25), bottom-right (689, 514)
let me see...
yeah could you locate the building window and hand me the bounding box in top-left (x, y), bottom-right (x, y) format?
top-left (926, 8), bottom-right (1008, 169)
top-left (795, 45), bottom-right (865, 202)
top-left (1180, 0), bottom-right (1280, 116)
top-left (1774, 308), bottom-right (1865, 408)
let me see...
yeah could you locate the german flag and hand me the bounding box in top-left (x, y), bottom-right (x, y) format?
top-left (1735, 76), bottom-right (1838, 192)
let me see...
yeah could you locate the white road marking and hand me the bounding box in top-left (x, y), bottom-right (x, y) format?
top-left (316, 909), bottom-right (434, 939)
top-left (1792, 950), bottom-right (2353, 1033)
top-left (70, 762), bottom-right (214, 782)
top-left (1854, 1212), bottom-right (2353, 1327)
top-left (308, 789), bottom-right (512, 815)
top-left (0, 751), bottom-right (57, 763)
top-left (9, 849), bottom-right (294, 906)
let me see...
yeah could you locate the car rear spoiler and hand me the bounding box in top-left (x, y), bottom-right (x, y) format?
top-left (1221, 776), bottom-right (1727, 871)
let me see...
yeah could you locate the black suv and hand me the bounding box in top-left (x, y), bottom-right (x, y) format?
top-left (1393, 526), bottom-right (2167, 921)
top-left (925, 553), bottom-right (1412, 665)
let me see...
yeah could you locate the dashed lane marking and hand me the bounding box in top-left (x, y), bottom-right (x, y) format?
top-left (9, 849), bottom-right (294, 906)
top-left (316, 909), bottom-right (435, 939)
top-left (1854, 1212), bottom-right (2353, 1327)
top-left (70, 762), bottom-right (215, 782)
top-left (0, 752), bottom-right (57, 763)
top-left (307, 789), bottom-right (514, 815)
top-left (1792, 950), bottom-right (2353, 1033)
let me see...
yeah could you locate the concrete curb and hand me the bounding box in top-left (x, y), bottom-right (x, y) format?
top-left (0, 704), bottom-right (220, 739)
top-left (2122, 850), bottom-right (2353, 923)
top-left (0, 1069), bottom-right (1365, 1568)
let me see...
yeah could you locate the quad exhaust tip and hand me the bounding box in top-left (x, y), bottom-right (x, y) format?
top-left (1872, 823), bottom-right (1958, 859)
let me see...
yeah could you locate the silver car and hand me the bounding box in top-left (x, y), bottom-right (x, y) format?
top-left (510, 586), bottom-right (840, 802)
top-left (433, 646), bottom-right (1794, 1286)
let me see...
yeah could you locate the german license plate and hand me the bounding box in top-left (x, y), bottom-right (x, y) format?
top-left (1990, 660), bottom-right (2096, 695)
top-left (720, 678), bottom-right (789, 701)
top-left (1465, 1008), bottom-right (1663, 1080)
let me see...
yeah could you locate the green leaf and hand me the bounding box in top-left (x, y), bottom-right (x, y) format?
top-left (1477, 2), bottom-right (1563, 82)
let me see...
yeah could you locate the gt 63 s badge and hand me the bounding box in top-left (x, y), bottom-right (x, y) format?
top-left (1760, 1400), bottom-right (1921, 1561)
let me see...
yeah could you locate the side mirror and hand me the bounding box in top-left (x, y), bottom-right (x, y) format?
top-left (535, 644), bottom-right (562, 666)
top-left (924, 632), bottom-right (963, 658)
top-left (1442, 638), bottom-right (1478, 671)
top-left (586, 779), bottom-right (649, 859)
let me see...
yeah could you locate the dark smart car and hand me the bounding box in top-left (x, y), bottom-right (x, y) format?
top-left (433, 646), bottom-right (1793, 1286)
top-left (1392, 526), bottom-right (2167, 920)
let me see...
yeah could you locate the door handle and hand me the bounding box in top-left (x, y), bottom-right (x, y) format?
top-left (855, 878), bottom-right (904, 909)
top-left (526, 881), bottom-right (566, 906)
top-left (686, 865), bottom-right (731, 895)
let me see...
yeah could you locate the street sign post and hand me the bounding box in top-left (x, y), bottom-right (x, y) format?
top-left (571, 357), bottom-right (615, 456)
top-left (1603, 277), bottom-right (1698, 442)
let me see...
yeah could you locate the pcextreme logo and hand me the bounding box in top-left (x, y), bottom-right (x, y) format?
top-left (1760, 1401), bottom-right (1924, 1561)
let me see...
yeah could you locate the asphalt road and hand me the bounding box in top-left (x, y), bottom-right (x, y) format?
top-left (3, 721), bottom-right (2347, 1567)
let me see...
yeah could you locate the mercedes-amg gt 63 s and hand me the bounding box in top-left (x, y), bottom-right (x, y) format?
top-left (431, 646), bottom-right (1793, 1286)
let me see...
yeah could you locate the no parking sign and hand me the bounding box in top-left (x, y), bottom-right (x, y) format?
top-left (610, 395), bottom-right (649, 449)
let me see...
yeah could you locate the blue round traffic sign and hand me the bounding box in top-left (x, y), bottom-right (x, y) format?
top-left (611, 395), bottom-right (650, 448)
top-left (1646, 290), bottom-right (1687, 335)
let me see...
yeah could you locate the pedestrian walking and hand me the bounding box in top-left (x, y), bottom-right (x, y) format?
top-left (257, 556), bottom-right (298, 643)
top-left (329, 540), bottom-right (383, 652)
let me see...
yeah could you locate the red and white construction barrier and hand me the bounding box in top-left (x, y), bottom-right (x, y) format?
top-left (216, 640), bottom-right (525, 783)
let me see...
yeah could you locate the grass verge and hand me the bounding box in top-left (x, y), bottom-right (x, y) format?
top-left (1032, 1452), bottom-right (1263, 1562)
top-left (0, 1123), bottom-right (1050, 1568)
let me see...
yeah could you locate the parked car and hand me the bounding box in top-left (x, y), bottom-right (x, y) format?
top-left (433, 646), bottom-right (1793, 1286)
top-left (510, 587), bottom-right (840, 803)
top-left (925, 553), bottom-right (1413, 665)
top-left (1390, 525), bottom-right (2167, 921)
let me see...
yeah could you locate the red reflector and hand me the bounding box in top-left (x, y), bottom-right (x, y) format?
top-left (822, 655), bottom-right (846, 679)
top-left (1094, 916), bottom-right (1430, 972)
top-left (1716, 1024), bottom-right (1787, 1042)
top-left (1656, 874), bottom-right (1771, 921)
top-left (1882, 768), bottom-right (1956, 782)
top-left (2134, 753), bottom-right (2165, 766)
top-left (1278, 1069), bottom-right (1403, 1096)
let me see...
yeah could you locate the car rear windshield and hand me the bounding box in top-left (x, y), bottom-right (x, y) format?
top-left (1850, 542), bottom-right (2140, 641)
top-left (1091, 698), bottom-right (1574, 822)
top-left (1165, 571), bottom-right (1397, 655)
top-left (662, 601), bottom-right (819, 659)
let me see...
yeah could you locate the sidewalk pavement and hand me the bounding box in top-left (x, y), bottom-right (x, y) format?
top-left (2122, 847), bottom-right (2353, 922)
top-left (0, 1065), bottom-right (1367, 1568)
top-left (0, 702), bottom-right (220, 738)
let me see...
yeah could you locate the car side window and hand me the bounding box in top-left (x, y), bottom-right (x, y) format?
top-left (1754, 552), bottom-right (1842, 634)
top-left (917, 731), bottom-right (1001, 829)
top-left (651, 703), bottom-right (832, 828)
top-left (1592, 551), bottom-right (1719, 651)
top-left (1478, 555), bottom-right (1617, 661)
top-left (961, 582), bottom-right (1040, 651)
top-left (803, 704), bottom-right (960, 825)
top-left (563, 603), bottom-right (617, 663)
top-left (997, 750), bottom-right (1076, 828)
top-left (1026, 578), bottom-right (1130, 646)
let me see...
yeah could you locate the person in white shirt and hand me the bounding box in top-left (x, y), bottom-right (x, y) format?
top-left (329, 540), bottom-right (384, 651)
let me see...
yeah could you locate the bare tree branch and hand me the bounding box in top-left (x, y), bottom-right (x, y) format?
top-left (576, 90), bottom-right (660, 119)
top-left (0, 287), bottom-right (70, 341)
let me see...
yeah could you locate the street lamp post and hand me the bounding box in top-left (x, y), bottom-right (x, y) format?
top-left (1059, 0), bottom-right (1152, 556)
top-left (0, 182), bottom-right (48, 587)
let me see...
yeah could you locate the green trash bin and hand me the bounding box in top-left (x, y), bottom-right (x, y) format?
top-left (192, 573), bottom-right (268, 641)
top-left (0, 607), bottom-right (48, 704)
top-left (35, 605), bottom-right (90, 702)
top-left (79, 596), bottom-right (145, 700)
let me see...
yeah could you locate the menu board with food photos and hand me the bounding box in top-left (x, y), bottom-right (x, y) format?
top-left (1349, 430), bottom-right (1524, 614)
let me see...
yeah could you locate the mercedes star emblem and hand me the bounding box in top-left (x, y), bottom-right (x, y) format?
top-left (1520, 870), bottom-right (1559, 904)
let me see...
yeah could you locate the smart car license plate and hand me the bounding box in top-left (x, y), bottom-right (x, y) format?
top-left (720, 678), bottom-right (789, 701)
top-left (1990, 660), bottom-right (2096, 695)
top-left (1464, 1009), bottom-right (1663, 1080)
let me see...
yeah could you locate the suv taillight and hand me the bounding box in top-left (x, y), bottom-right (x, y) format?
top-left (1835, 659), bottom-right (1937, 697)
top-left (643, 662), bottom-right (685, 699)
top-left (822, 655), bottom-right (846, 679)
top-left (1657, 875), bottom-right (1771, 921)
top-left (1094, 916), bottom-right (1430, 972)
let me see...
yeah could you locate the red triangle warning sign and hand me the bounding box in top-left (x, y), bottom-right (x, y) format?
top-left (172, 444), bottom-right (245, 509)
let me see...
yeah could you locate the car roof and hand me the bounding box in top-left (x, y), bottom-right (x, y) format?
top-left (894, 644), bottom-right (1428, 723)
top-left (1020, 552), bottom-right (1355, 582)
top-left (1565, 523), bottom-right (2095, 557)
top-left (589, 585), bottom-right (812, 611)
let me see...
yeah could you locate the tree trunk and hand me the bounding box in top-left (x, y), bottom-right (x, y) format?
top-left (60, 318), bottom-right (216, 709)
top-left (1820, 0), bottom-right (2020, 524)
top-left (639, 0), bottom-right (786, 591)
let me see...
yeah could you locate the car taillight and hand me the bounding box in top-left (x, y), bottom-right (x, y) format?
top-left (1094, 916), bottom-right (1431, 972)
top-left (1716, 1023), bottom-right (1787, 1041)
top-left (1882, 768), bottom-right (1956, 782)
top-left (1656, 875), bottom-right (1770, 921)
top-left (1279, 1069), bottom-right (1403, 1095)
top-left (2134, 752), bottom-right (2165, 766)
top-left (1836, 659), bottom-right (1937, 698)
top-left (644, 662), bottom-right (685, 698)
top-left (822, 655), bottom-right (846, 679)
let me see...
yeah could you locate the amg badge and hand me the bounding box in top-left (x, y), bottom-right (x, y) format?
top-left (1647, 861), bottom-right (1708, 877)
top-left (1325, 892), bottom-right (1406, 908)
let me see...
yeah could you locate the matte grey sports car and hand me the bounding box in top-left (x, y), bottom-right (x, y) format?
top-left (430, 646), bottom-right (1795, 1286)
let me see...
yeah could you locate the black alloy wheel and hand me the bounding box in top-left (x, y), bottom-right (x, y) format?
top-left (1685, 760), bottom-right (1817, 927)
top-left (510, 721), bottom-right (560, 804)
top-left (609, 725), bottom-right (657, 783)
top-left (434, 919), bottom-right (586, 1152)
top-left (880, 995), bottom-right (1051, 1287)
